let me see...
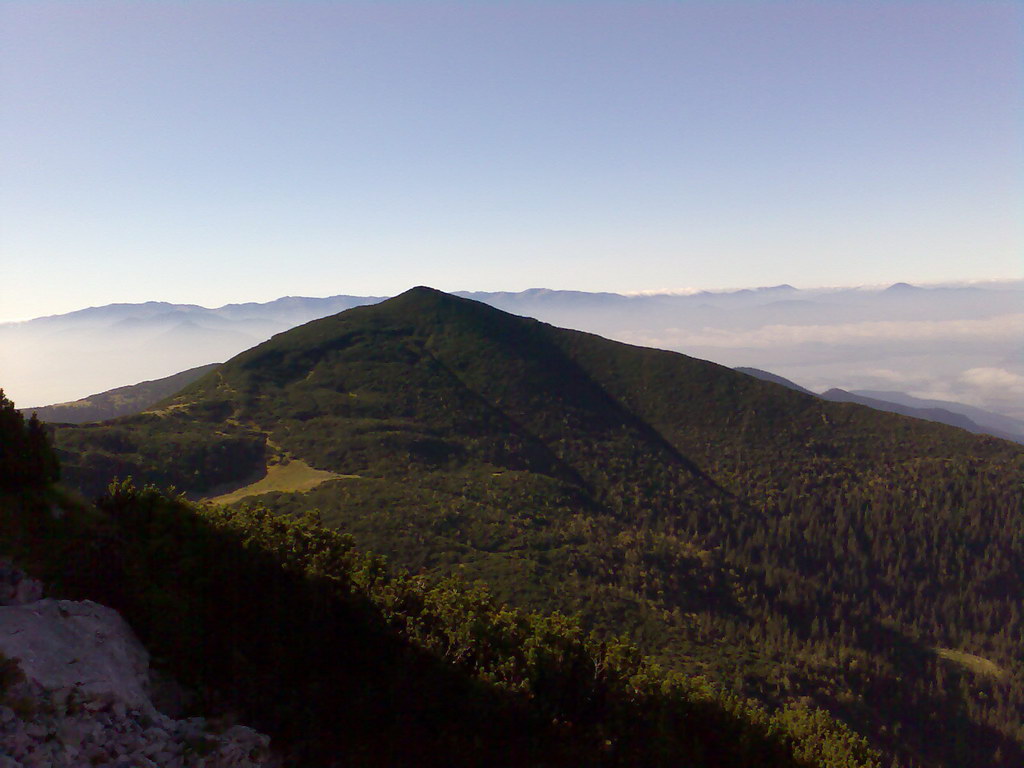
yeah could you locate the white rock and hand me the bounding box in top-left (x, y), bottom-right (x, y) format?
top-left (0, 599), bottom-right (155, 716)
top-left (0, 595), bottom-right (276, 767)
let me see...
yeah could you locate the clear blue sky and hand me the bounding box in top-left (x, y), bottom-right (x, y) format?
top-left (2, 1), bottom-right (1020, 320)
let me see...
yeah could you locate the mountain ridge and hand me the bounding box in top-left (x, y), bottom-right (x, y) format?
top-left (851, 388), bottom-right (1024, 437)
top-left (21, 364), bottom-right (221, 425)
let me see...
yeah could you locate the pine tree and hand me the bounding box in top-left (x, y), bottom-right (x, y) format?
top-left (0, 389), bottom-right (59, 490)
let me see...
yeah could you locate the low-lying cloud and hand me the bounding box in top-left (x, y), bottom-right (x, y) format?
top-left (624, 314), bottom-right (1024, 351)
top-left (960, 366), bottom-right (1024, 394)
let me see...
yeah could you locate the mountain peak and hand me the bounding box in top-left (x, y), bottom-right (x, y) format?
top-left (403, 285), bottom-right (446, 298)
top-left (388, 285), bottom-right (466, 310)
top-left (374, 286), bottom-right (514, 329)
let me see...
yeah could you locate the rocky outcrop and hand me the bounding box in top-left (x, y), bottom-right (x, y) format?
top-left (0, 599), bottom-right (155, 717)
top-left (0, 678), bottom-right (271, 768)
top-left (0, 560), bottom-right (274, 767)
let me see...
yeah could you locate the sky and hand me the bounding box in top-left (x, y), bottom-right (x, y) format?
top-left (2, 1), bottom-right (1021, 322)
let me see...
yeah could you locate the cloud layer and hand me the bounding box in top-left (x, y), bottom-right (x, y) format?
top-left (633, 314), bottom-right (1023, 350)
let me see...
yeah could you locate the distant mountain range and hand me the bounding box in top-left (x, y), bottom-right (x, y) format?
top-left (4, 280), bottom-right (1022, 422)
top-left (823, 389), bottom-right (1024, 444)
top-left (849, 388), bottom-right (1024, 437)
top-left (52, 287), bottom-right (1024, 767)
top-left (736, 367), bottom-right (1024, 444)
top-left (1, 295), bottom-right (384, 410)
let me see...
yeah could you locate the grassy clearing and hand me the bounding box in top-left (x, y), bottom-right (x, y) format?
top-left (935, 648), bottom-right (1007, 680)
top-left (206, 459), bottom-right (353, 504)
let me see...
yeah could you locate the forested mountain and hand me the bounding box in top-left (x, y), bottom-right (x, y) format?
top-left (54, 287), bottom-right (1024, 767)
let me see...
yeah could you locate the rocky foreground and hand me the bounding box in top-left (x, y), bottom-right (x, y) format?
top-left (0, 561), bottom-right (275, 767)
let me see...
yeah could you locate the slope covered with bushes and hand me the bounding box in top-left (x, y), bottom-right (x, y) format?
top-left (1, 396), bottom-right (879, 766)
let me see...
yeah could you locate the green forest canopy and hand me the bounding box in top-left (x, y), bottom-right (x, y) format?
top-left (50, 288), bottom-right (1024, 766)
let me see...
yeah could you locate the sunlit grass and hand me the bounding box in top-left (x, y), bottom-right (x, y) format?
top-left (206, 459), bottom-right (353, 504)
top-left (935, 648), bottom-right (1007, 680)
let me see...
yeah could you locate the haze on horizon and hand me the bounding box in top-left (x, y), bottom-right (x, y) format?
top-left (2, 2), bottom-right (1021, 323)
top-left (2, 281), bottom-right (1022, 427)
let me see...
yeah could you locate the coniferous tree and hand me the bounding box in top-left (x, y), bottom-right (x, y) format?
top-left (0, 389), bottom-right (59, 490)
